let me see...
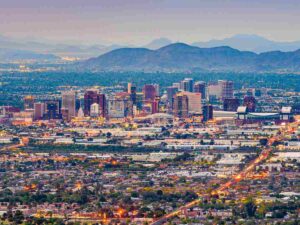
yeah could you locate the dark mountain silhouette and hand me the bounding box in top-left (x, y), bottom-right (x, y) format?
top-left (79, 43), bottom-right (300, 72)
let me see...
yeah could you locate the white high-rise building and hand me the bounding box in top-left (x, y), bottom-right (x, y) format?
top-left (90, 103), bottom-right (100, 117)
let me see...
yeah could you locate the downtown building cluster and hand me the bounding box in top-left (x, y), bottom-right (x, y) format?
top-left (0, 78), bottom-right (296, 127)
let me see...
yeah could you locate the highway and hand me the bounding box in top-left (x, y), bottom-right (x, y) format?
top-left (0, 143), bottom-right (24, 151)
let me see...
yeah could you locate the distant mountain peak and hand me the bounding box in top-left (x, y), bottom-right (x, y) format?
top-left (157, 42), bottom-right (211, 54)
top-left (158, 42), bottom-right (193, 49)
top-left (77, 43), bottom-right (300, 73)
top-left (231, 34), bottom-right (269, 40)
top-left (192, 34), bottom-right (300, 53)
top-left (144, 38), bottom-right (173, 50)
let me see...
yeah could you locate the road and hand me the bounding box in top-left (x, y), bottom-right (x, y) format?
top-left (151, 127), bottom-right (289, 225)
top-left (0, 143), bottom-right (24, 151)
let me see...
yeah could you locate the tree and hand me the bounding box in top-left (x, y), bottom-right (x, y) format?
top-left (157, 190), bottom-right (163, 196)
top-left (241, 197), bottom-right (257, 218)
top-left (259, 138), bottom-right (268, 146)
top-left (106, 132), bottom-right (112, 138)
top-left (13, 210), bottom-right (24, 224)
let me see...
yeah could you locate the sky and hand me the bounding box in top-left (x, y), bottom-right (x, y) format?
top-left (1, 0), bottom-right (300, 45)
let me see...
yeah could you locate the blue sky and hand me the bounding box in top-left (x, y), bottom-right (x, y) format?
top-left (1, 0), bottom-right (300, 45)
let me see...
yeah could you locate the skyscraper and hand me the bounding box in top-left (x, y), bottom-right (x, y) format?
top-left (143, 85), bottom-right (156, 101)
top-left (108, 92), bottom-right (133, 118)
top-left (173, 93), bottom-right (189, 118)
top-left (182, 92), bottom-right (202, 114)
top-left (43, 100), bottom-right (62, 120)
top-left (180, 78), bottom-right (194, 92)
top-left (154, 84), bottom-right (160, 96)
top-left (130, 85), bottom-right (137, 105)
top-left (24, 96), bottom-right (35, 110)
top-left (84, 90), bottom-right (106, 117)
top-left (152, 96), bottom-right (160, 114)
top-left (84, 90), bottom-right (99, 116)
top-left (208, 82), bottom-right (222, 100)
top-left (135, 92), bottom-right (144, 111)
top-left (166, 86), bottom-right (179, 109)
top-left (98, 94), bottom-right (106, 117)
top-left (219, 80), bottom-right (234, 100)
top-left (33, 102), bottom-right (45, 120)
top-left (62, 91), bottom-right (76, 120)
top-left (203, 105), bottom-right (213, 122)
top-left (193, 81), bottom-right (206, 99)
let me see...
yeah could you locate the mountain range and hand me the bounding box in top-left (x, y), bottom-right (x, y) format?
top-left (78, 43), bottom-right (300, 73)
top-left (2, 34), bottom-right (300, 70)
top-left (3, 34), bottom-right (300, 61)
top-left (0, 48), bottom-right (59, 63)
top-left (192, 34), bottom-right (300, 53)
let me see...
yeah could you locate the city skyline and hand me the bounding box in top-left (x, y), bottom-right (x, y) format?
top-left (1, 0), bottom-right (300, 45)
top-left (1, 1), bottom-right (300, 224)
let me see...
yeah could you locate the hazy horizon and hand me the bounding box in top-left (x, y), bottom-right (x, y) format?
top-left (1, 0), bottom-right (300, 46)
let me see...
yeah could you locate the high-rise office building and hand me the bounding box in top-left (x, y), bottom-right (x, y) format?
top-left (135, 92), bottom-right (144, 110)
top-left (43, 100), bottom-right (62, 120)
top-left (130, 85), bottom-right (137, 104)
top-left (219, 80), bottom-right (234, 100)
top-left (98, 94), bottom-right (106, 117)
top-left (84, 90), bottom-right (98, 116)
top-left (108, 99), bottom-right (125, 118)
top-left (24, 96), bottom-right (35, 110)
top-left (223, 98), bottom-right (240, 111)
top-left (75, 98), bottom-right (81, 112)
top-left (166, 86), bottom-right (179, 108)
top-left (173, 93), bottom-right (189, 118)
top-left (182, 92), bottom-right (202, 114)
top-left (208, 82), bottom-right (222, 100)
top-left (180, 78), bottom-right (194, 92)
top-left (243, 96), bottom-right (256, 112)
top-left (152, 97), bottom-right (160, 114)
top-left (62, 91), bottom-right (76, 120)
top-left (143, 84), bottom-right (156, 101)
top-left (108, 92), bottom-right (133, 118)
top-left (84, 90), bottom-right (106, 117)
top-left (33, 103), bottom-right (45, 120)
top-left (193, 81), bottom-right (206, 99)
top-left (203, 105), bottom-right (213, 122)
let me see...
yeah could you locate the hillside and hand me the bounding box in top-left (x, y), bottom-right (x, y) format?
top-left (78, 43), bottom-right (300, 72)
